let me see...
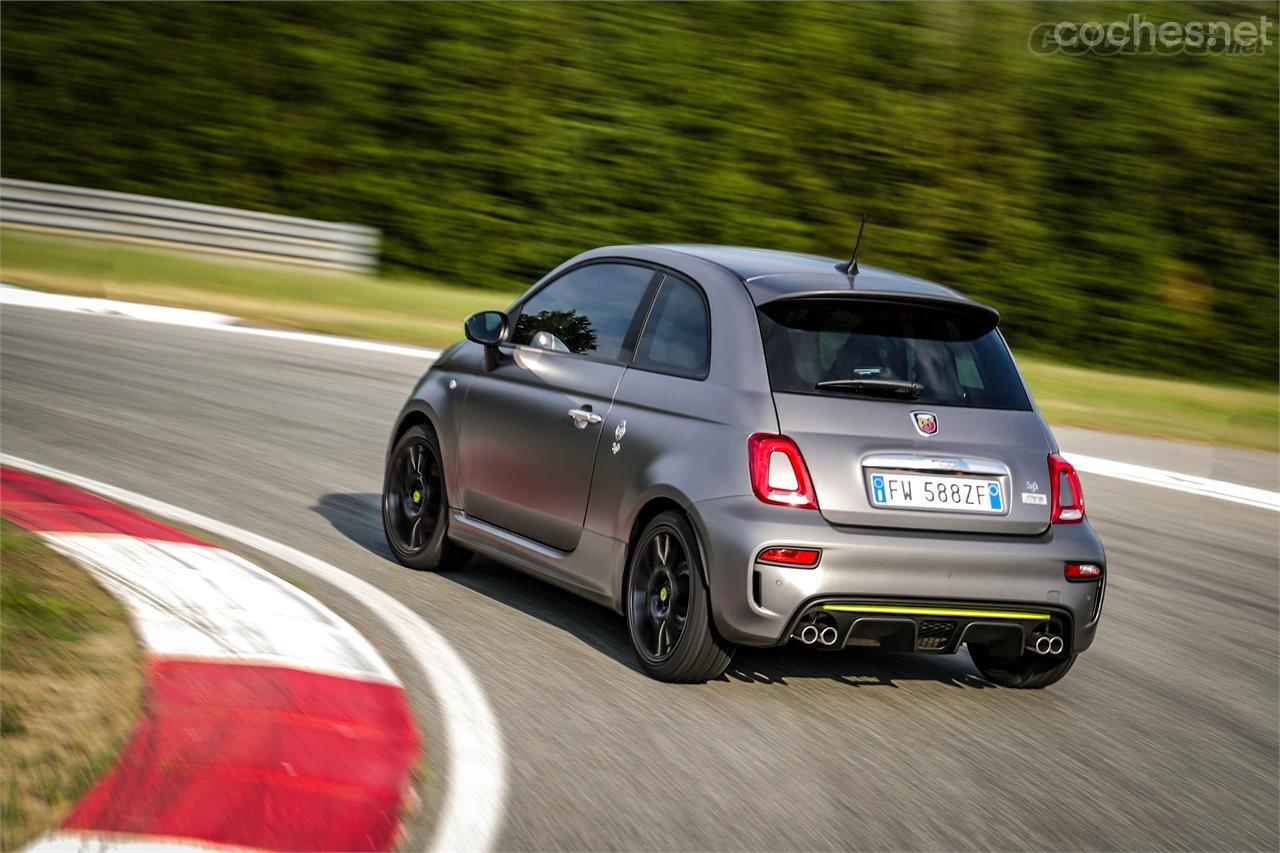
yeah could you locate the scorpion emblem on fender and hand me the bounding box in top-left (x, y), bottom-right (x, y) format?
top-left (611, 419), bottom-right (628, 455)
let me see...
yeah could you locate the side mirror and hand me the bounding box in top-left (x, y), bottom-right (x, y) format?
top-left (464, 310), bottom-right (507, 347)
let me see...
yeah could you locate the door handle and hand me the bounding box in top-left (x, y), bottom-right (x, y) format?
top-left (568, 408), bottom-right (603, 429)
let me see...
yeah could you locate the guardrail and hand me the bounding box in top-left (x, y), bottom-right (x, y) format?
top-left (0, 178), bottom-right (379, 273)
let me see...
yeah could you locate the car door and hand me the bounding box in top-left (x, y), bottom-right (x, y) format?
top-left (457, 261), bottom-right (659, 552)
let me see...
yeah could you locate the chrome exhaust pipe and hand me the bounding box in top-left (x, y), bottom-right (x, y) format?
top-left (818, 625), bottom-right (839, 646)
top-left (1048, 635), bottom-right (1065, 655)
top-left (1031, 634), bottom-right (1053, 655)
top-left (799, 625), bottom-right (819, 645)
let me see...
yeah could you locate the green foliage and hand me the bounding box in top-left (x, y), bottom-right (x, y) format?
top-left (2, 1), bottom-right (1275, 381)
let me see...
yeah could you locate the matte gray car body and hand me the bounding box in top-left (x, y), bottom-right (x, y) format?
top-left (387, 244), bottom-right (1106, 684)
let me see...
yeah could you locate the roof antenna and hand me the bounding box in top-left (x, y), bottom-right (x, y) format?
top-left (838, 214), bottom-right (867, 279)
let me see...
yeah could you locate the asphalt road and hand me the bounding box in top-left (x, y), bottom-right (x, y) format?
top-left (3, 305), bottom-right (1277, 852)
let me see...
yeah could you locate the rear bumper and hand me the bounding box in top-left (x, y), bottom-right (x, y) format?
top-left (690, 495), bottom-right (1106, 653)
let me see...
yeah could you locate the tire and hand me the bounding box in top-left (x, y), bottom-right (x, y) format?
top-left (625, 510), bottom-right (734, 683)
top-left (969, 645), bottom-right (1077, 689)
top-left (382, 424), bottom-right (470, 571)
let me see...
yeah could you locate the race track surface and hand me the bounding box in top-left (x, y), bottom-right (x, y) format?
top-left (3, 305), bottom-right (1277, 851)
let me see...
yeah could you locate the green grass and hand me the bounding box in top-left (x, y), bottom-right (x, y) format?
top-left (0, 521), bottom-right (144, 849)
top-left (3, 229), bottom-right (1276, 452)
top-left (1019, 358), bottom-right (1277, 452)
top-left (0, 229), bottom-right (506, 348)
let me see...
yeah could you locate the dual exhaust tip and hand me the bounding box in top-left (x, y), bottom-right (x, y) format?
top-left (1030, 633), bottom-right (1065, 656)
top-left (797, 623), bottom-right (839, 647)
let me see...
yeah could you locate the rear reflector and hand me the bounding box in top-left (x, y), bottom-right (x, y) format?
top-left (756, 547), bottom-right (821, 567)
top-left (1048, 452), bottom-right (1085, 523)
top-left (1065, 562), bottom-right (1103, 581)
top-left (748, 433), bottom-right (819, 510)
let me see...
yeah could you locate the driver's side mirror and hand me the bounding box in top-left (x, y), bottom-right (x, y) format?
top-left (464, 310), bottom-right (508, 347)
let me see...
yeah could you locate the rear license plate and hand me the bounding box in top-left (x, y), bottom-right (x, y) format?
top-left (867, 472), bottom-right (1005, 513)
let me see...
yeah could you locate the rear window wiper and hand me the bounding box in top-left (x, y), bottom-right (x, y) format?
top-left (814, 379), bottom-right (924, 400)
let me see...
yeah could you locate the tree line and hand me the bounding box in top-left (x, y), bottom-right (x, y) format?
top-left (2, 1), bottom-right (1275, 381)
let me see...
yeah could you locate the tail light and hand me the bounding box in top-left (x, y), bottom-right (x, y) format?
top-left (1049, 452), bottom-right (1084, 523)
top-left (748, 433), bottom-right (819, 509)
top-left (756, 547), bottom-right (821, 567)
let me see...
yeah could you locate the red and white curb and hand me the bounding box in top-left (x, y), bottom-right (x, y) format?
top-left (2, 466), bottom-right (419, 852)
top-left (1, 454), bottom-right (506, 853)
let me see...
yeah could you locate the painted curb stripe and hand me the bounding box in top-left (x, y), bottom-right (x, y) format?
top-left (44, 533), bottom-right (398, 683)
top-left (63, 661), bottom-right (416, 851)
top-left (0, 467), bottom-right (420, 852)
top-left (2, 468), bottom-right (210, 544)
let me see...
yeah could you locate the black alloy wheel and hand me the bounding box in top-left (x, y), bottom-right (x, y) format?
top-left (382, 425), bottom-right (470, 571)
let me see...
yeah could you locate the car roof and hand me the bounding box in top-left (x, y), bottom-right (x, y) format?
top-left (635, 244), bottom-right (983, 309)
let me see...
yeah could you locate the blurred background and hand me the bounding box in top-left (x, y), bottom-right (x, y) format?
top-left (1, 1), bottom-right (1276, 444)
top-left (2, 5), bottom-right (1277, 850)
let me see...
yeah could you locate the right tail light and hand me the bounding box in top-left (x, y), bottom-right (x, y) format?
top-left (1048, 452), bottom-right (1085, 523)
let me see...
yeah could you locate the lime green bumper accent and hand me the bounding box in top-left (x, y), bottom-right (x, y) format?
top-left (822, 604), bottom-right (1050, 621)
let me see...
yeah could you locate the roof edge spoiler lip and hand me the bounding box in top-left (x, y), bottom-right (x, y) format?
top-left (755, 289), bottom-right (1001, 326)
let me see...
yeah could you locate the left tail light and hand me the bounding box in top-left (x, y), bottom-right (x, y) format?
top-left (748, 433), bottom-right (819, 509)
top-left (1049, 452), bottom-right (1084, 523)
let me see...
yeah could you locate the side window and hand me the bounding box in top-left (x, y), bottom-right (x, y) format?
top-left (512, 263), bottom-right (654, 361)
top-left (633, 275), bottom-right (710, 379)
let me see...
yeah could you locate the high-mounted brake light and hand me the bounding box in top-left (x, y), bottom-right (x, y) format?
top-left (1065, 562), bottom-right (1103, 580)
top-left (748, 433), bottom-right (819, 510)
top-left (1049, 452), bottom-right (1085, 523)
top-left (757, 547), bottom-right (821, 567)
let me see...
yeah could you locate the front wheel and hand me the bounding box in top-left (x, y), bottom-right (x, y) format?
top-left (382, 424), bottom-right (470, 571)
top-left (625, 511), bottom-right (734, 683)
top-left (969, 646), bottom-right (1077, 688)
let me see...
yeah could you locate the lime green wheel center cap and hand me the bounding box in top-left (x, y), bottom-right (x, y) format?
top-left (659, 586), bottom-right (669, 603)
top-left (412, 489), bottom-right (422, 503)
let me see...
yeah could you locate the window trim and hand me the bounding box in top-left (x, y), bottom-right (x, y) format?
top-left (627, 271), bottom-right (712, 382)
top-left (504, 258), bottom-right (663, 366)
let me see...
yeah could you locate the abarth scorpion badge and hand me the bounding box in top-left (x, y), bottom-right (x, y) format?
top-left (911, 411), bottom-right (938, 437)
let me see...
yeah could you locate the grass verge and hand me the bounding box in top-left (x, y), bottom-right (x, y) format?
top-left (2, 229), bottom-right (1276, 452)
top-left (0, 520), bottom-right (145, 849)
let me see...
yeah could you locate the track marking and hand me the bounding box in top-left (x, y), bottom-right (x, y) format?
top-left (1064, 452), bottom-right (1279, 512)
top-left (1, 454), bottom-right (506, 853)
top-left (0, 284), bottom-right (441, 359)
top-left (4, 284), bottom-right (1277, 511)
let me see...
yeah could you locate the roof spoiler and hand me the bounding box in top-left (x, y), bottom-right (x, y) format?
top-left (758, 289), bottom-right (1001, 329)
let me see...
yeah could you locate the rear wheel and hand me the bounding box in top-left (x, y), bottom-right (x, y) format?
top-left (969, 646), bottom-right (1077, 688)
top-left (382, 425), bottom-right (470, 571)
top-left (625, 511), bottom-right (734, 683)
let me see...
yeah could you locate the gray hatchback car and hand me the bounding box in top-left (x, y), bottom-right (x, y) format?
top-left (383, 245), bottom-right (1105, 687)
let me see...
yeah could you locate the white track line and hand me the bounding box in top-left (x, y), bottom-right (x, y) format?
top-left (4, 284), bottom-right (1276, 509)
top-left (1064, 452), bottom-right (1278, 512)
top-left (0, 284), bottom-right (441, 359)
top-left (1, 454), bottom-right (506, 853)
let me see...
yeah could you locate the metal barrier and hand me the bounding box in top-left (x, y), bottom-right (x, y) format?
top-left (0, 178), bottom-right (379, 273)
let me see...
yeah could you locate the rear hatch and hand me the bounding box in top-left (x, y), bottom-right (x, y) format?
top-left (758, 295), bottom-right (1053, 535)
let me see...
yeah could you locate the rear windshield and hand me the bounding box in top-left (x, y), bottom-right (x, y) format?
top-left (757, 299), bottom-right (1032, 411)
